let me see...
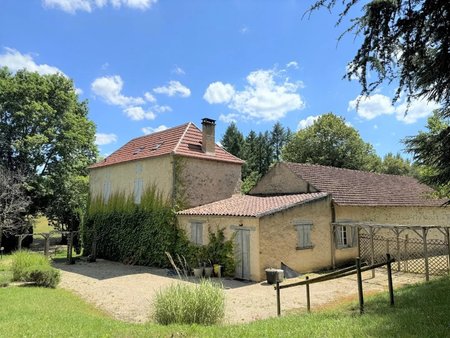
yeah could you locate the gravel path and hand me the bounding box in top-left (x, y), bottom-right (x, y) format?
top-left (56, 259), bottom-right (425, 324)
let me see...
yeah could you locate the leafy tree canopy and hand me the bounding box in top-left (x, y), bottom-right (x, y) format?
top-left (310, 0), bottom-right (450, 190)
top-left (282, 113), bottom-right (379, 170)
top-left (221, 122), bottom-right (244, 158)
top-left (0, 67), bottom-right (98, 231)
top-left (404, 111), bottom-right (450, 196)
top-left (310, 0), bottom-right (450, 117)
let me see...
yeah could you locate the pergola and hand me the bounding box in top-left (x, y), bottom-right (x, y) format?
top-left (332, 221), bottom-right (450, 281)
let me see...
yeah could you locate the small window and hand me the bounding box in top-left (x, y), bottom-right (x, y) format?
top-left (103, 180), bottom-right (111, 203)
top-left (134, 178), bottom-right (144, 204)
top-left (335, 225), bottom-right (357, 248)
top-left (295, 222), bottom-right (313, 249)
top-left (190, 222), bottom-right (203, 245)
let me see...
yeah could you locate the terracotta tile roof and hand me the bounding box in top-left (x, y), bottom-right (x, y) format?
top-left (177, 192), bottom-right (329, 217)
top-left (90, 122), bottom-right (244, 169)
top-left (284, 162), bottom-right (449, 207)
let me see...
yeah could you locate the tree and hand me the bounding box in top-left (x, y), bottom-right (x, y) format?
top-left (380, 153), bottom-right (411, 176)
top-left (282, 113), bottom-right (380, 170)
top-left (0, 68), bottom-right (98, 232)
top-left (310, 0), bottom-right (450, 188)
top-left (404, 111), bottom-right (450, 196)
top-left (270, 122), bottom-right (288, 162)
top-left (221, 122), bottom-right (244, 158)
top-left (0, 166), bottom-right (30, 249)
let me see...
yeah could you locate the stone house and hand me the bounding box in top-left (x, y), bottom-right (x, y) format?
top-left (89, 118), bottom-right (244, 208)
top-left (177, 162), bottom-right (450, 281)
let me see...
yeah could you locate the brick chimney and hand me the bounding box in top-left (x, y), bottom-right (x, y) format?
top-left (201, 118), bottom-right (216, 154)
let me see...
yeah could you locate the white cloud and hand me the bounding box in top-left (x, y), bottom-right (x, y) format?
top-left (144, 91), bottom-right (156, 103)
top-left (123, 106), bottom-right (156, 121)
top-left (219, 113), bottom-right (239, 124)
top-left (395, 98), bottom-right (440, 124)
top-left (153, 80), bottom-right (191, 97)
top-left (231, 69), bottom-right (304, 121)
top-left (297, 115), bottom-right (320, 130)
top-left (42, 0), bottom-right (157, 13)
top-left (205, 68), bottom-right (304, 122)
top-left (172, 65), bottom-right (185, 75)
top-left (0, 47), bottom-right (64, 75)
top-left (348, 94), bottom-right (395, 120)
top-left (204, 82), bottom-right (235, 104)
top-left (286, 61), bottom-right (299, 69)
top-left (348, 93), bottom-right (440, 124)
top-left (154, 105), bottom-right (172, 113)
top-left (142, 125), bottom-right (168, 135)
top-left (75, 87), bottom-right (83, 95)
top-left (95, 133), bottom-right (117, 145)
top-left (91, 75), bottom-right (144, 107)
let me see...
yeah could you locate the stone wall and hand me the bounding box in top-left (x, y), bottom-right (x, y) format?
top-left (180, 157), bottom-right (242, 208)
top-left (258, 196), bottom-right (333, 279)
top-left (89, 155), bottom-right (173, 202)
top-left (250, 162), bottom-right (315, 195)
top-left (177, 214), bottom-right (261, 281)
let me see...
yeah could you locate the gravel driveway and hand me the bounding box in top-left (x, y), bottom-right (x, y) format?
top-left (56, 259), bottom-right (424, 324)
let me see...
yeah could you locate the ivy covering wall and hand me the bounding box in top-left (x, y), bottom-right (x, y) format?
top-left (82, 187), bottom-right (190, 267)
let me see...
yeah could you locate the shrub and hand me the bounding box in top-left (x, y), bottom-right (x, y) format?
top-left (154, 280), bottom-right (225, 325)
top-left (11, 251), bottom-right (50, 281)
top-left (23, 265), bottom-right (60, 288)
top-left (204, 228), bottom-right (236, 277)
top-left (83, 188), bottom-right (192, 268)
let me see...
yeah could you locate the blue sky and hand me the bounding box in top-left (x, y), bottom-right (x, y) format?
top-left (0, 0), bottom-right (440, 158)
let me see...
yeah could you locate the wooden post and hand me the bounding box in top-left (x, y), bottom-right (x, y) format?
top-left (404, 234), bottom-right (409, 272)
top-left (44, 234), bottom-right (50, 257)
top-left (276, 281), bottom-right (281, 316)
top-left (370, 227), bottom-right (375, 278)
top-left (305, 276), bottom-right (311, 312)
top-left (17, 234), bottom-right (25, 250)
top-left (422, 228), bottom-right (429, 281)
top-left (386, 253), bottom-right (394, 306)
top-left (356, 257), bottom-right (364, 314)
top-left (67, 232), bottom-right (74, 265)
top-left (446, 228), bottom-right (450, 276)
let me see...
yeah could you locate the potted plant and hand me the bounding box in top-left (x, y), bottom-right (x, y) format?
top-left (204, 260), bottom-right (213, 278)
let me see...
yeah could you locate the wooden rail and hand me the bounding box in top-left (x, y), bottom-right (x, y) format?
top-left (275, 254), bottom-right (395, 316)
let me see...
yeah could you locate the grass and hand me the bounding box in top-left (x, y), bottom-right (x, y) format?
top-left (0, 275), bottom-right (449, 337)
top-left (33, 215), bottom-right (55, 234)
top-left (154, 279), bottom-right (225, 325)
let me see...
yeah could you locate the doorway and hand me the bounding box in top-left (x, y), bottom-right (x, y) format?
top-left (234, 228), bottom-right (251, 280)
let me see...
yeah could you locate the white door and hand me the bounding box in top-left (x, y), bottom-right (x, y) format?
top-left (235, 229), bottom-right (251, 280)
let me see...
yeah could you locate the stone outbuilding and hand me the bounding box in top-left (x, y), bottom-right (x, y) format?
top-left (89, 118), bottom-right (244, 208)
top-left (178, 162), bottom-right (450, 281)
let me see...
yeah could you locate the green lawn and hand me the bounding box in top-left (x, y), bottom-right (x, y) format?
top-left (0, 275), bottom-right (449, 337)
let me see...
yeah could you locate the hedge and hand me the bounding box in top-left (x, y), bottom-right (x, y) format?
top-left (82, 188), bottom-right (190, 267)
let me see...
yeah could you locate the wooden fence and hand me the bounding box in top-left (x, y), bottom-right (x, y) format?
top-left (275, 254), bottom-right (395, 316)
top-left (15, 230), bottom-right (79, 264)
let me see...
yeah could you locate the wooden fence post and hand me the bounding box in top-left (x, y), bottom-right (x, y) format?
top-left (386, 253), bottom-right (394, 306)
top-left (67, 232), bottom-right (74, 265)
top-left (422, 228), bottom-right (429, 281)
top-left (356, 257), bottom-right (364, 314)
top-left (305, 276), bottom-right (311, 312)
top-left (404, 234), bottom-right (409, 272)
top-left (44, 233), bottom-right (50, 257)
top-left (395, 230), bottom-right (401, 272)
top-left (276, 281), bottom-right (281, 317)
top-left (370, 227), bottom-right (375, 278)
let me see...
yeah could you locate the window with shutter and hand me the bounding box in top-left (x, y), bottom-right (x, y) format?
top-left (294, 222), bottom-right (313, 249)
top-left (190, 222), bottom-right (203, 245)
top-left (134, 178), bottom-right (143, 204)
